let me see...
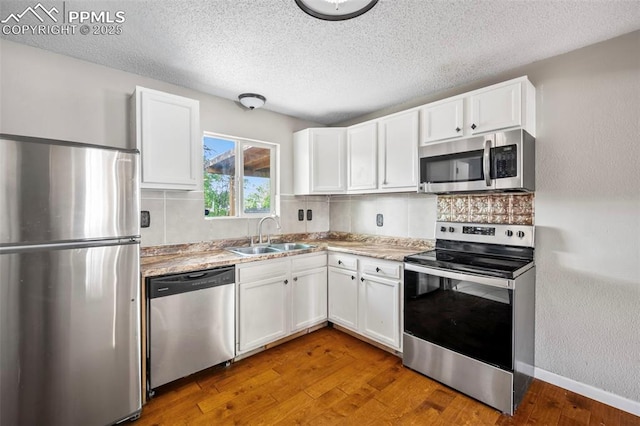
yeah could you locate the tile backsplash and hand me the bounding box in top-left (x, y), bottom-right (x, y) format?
top-left (437, 193), bottom-right (534, 225)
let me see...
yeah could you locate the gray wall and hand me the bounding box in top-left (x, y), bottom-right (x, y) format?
top-left (334, 31), bottom-right (640, 403)
top-left (0, 39), bottom-right (326, 245)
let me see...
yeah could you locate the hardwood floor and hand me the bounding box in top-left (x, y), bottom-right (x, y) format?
top-left (137, 327), bottom-right (639, 425)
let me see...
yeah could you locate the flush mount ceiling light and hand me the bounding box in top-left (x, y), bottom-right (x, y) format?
top-left (295, 0), bottom-right (378, 21)
top-left (238, 93), bottom-right (266, 110)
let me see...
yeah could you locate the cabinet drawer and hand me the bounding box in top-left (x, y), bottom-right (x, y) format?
top-left (237, 258), bottom-right (288, 283)
top-left (361, 259), bottom-right (401, 280)
top-left (328, 253), bottom-right (358, 271)
top-left (291, 252), bottom-right (327, 272)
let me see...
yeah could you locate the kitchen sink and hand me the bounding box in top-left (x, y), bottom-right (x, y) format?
top-left (268, 243), bottom-right (314, 251)
top-left (227, 246), bottom-right (281, 256)
top-left (226, 242), bottom-right (315, 256)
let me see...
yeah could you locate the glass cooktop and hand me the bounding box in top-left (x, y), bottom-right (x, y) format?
top-left (405, 249), bottom-right (534, 279)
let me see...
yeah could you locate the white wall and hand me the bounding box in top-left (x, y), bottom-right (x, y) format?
top-left (334, 31), bottom-right (640, 404)
top-left (0, 39), bottom-right (326, 246)
top-left (330, 193), bottom-right (437, 240)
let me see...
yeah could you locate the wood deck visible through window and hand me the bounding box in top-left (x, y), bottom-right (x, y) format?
top-left (137, 327), bottom-right (639, 425)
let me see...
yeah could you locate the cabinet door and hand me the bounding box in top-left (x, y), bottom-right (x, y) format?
top-left (328, 267), bottom-right (358, 330)
top-left (137, 87), bottom-right (200, 190)
top-left (470, 82), bottom-right (522, 135)
top-left (347, 123), bottom-right (377, 192)
top-left (378, 110), bottom-right (419, 191)
top-left (421, 98), bottom-right (464, 144)
top-left (310, 129), bottom-right (346, 193)
top-left (291, 267), bottom-right (328, 332)
top-left (238, 277), bottom-right (288, 352)
top-left (359, 275), bottom-right (401, 349)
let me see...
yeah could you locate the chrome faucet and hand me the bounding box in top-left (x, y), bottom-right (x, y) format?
top-left (254, 214), bottom-right (281, 245)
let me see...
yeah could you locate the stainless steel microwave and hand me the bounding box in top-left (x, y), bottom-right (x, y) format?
top-left (418, 129), bottom-right (535, 194)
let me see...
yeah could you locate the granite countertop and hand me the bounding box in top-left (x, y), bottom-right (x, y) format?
top-left (140, 232), bottom-right (433, 278)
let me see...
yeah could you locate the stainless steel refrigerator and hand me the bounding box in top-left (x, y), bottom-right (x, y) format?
top-left (0, 134), bottom-right (142, 425)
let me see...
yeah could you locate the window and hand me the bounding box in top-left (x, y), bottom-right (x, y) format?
top-left (203, 133), bottom-right (277, 218)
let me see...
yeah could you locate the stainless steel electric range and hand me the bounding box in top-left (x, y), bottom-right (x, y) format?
top-left (403, 221), bottom-right (535, 415)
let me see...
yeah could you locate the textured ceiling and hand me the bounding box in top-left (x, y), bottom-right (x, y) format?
top-left (1, 0), bottom-right (639, 125)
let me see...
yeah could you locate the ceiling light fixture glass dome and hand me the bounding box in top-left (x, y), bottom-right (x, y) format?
top-left (238, 93), bottom-right (266, 110)
top-left (295, 0), bottom-right (378, 21)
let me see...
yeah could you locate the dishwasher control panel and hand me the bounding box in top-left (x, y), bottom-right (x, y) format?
top-left (148, 267), bottom-right (235, 298)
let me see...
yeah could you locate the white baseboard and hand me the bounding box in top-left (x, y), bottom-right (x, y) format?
top-left (534, 367), bottom-right (640, 417)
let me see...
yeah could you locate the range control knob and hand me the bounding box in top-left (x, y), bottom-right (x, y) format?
top-left (440, 226), bottom-right (447, 232)
top-left (448, 227), bottom-right (455, 233)
top-left (505, 230), bottom-right (513, 237)
top-left (517, 231), bottom-right (526, 238)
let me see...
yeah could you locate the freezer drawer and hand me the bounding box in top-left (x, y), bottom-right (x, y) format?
top-left (148, 267), bottom-right (235, 391)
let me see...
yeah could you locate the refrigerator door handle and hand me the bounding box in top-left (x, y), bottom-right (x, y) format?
top-left (0, 238), bottom-right (140, 254)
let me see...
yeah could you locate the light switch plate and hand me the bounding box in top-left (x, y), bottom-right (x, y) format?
top-left (376, 213), bottom-right (383, 227)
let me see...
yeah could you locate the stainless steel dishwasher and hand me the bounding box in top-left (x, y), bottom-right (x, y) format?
top-left (147, 266), bottom-right (235, 395)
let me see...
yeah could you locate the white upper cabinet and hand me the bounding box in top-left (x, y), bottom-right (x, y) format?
top-left (378, 110), bottom-right (419, 192)
top-left (470, 82), bottom-right (522, 135)
top-left (419, 76), bottom-right (536, 145)
top-left (132, 86), bottom-right (201, 190)
top-left (347, 122), bottom-right (378, 192)
top-left (293, 77), bottom-right (535, 193)
top-left (293, 128), bottom-right (346, 195)
top-left (421, 98), bottom-right (464, 143)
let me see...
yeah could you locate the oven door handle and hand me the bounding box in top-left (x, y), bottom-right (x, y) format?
top-left (404, 263), bottom-right (513, 289)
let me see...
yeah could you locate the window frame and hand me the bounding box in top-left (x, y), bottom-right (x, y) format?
top-left (203, 131), bottom-right (278, 219)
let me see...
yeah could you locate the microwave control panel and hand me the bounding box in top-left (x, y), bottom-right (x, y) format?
top-left (492, 145), bottom-right (518, 178)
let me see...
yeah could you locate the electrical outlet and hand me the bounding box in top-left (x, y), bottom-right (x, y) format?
top-left (141, 211), bottom-right (151, 228)
top-left (307, 209), bottom-right (312, 221)
top-left (376, 213), bottom-right (383, 227)
top-left (298, 209), bottom-right (304, 221)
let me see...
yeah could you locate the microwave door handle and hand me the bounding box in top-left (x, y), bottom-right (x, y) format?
top-left (483, 138), bottom-right (492, 187)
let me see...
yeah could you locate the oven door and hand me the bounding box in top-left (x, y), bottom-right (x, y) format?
top-left (404, 263), bottom-right (513, 371)
top-left (419, 135), bottom-right (494, 193)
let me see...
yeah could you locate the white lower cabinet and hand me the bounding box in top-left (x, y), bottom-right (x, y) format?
top-left (291, 256), bottom-right (328, 332)
top-left (328, 265), bottom-right (359, 330)
top-left (238, 270), bottom-right (288, 352)
top-left (237, 258), bottom-right (289, 353)
top-left (328, 253), bottom-right (402, 351)
top-left (237, 253), bottom-right (327, 354)
top-left (359, 274), bottom-right (401, 349)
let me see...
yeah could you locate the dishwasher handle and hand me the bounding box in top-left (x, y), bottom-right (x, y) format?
top-left (148, 266), bottom-right (235, 299)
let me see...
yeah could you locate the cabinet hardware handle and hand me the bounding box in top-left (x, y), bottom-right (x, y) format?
top-left (360, 277), bottom-right (365, 282)
top-left (351, 276), bottom-right (355, 280)
top-left (338, 260), bottom-right (343, 265)
top-left (375, 267), bottom-right (381, 272)
top-left (284, 279), bottom-right (289, 285)
top-left (455, 127), bottom-right (461, 132)
top-left (471, 123), bottom-right (477, 130)
top-left (293, 277), bottom-right (298, 282)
